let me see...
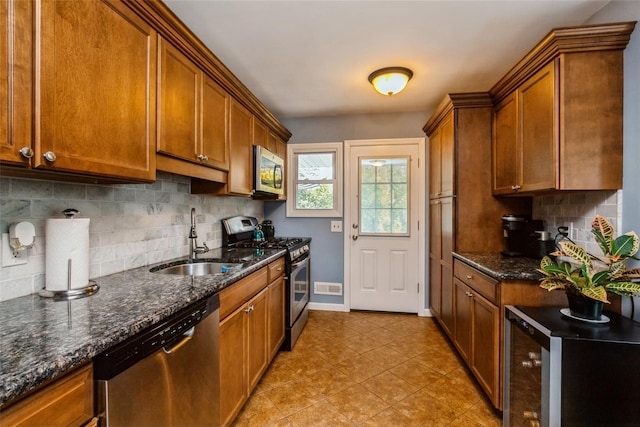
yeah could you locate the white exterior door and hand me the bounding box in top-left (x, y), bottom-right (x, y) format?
top-left (345, 138), bottom-right (425, 313)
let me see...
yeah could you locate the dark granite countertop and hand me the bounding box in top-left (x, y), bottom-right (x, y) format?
top-left (0, 248), bottom-right (285, 407)
top-left (453, 252), bottom-right (544, 281)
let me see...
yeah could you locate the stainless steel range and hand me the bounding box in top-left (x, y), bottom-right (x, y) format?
top-left (221, 216), bottom-right (310, 350)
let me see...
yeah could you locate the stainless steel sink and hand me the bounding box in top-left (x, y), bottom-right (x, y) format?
top-left (150, 260), bottom-right (242, 276)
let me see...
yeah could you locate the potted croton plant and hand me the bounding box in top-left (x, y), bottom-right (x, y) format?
top-left (538, 215), bottom-right (640, 321)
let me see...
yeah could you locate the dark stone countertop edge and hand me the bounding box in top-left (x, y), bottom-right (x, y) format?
top-left (453, 251), bottom-right (544, 281)
top-left (0, 250), bottom-right (286, 407)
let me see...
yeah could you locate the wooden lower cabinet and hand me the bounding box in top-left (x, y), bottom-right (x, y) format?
top-left (219, 258), bottom-right (285, 426)
top-left (451, 258), bottom-right (566, 410)
top-left (0, 363), bottom-right (94, 427)
top-left (267, 276), bottom-right (285, 360)
top-left (453, 277), bottom-right (499, 405)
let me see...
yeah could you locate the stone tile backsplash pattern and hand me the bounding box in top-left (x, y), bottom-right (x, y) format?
top-left (532, 190), bottom-right (621, 257)
top-left (0, 172), bottom-right (263, 301)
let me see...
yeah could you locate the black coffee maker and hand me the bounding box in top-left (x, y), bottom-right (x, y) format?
top-left (501, 214), bottom-right (544, 257)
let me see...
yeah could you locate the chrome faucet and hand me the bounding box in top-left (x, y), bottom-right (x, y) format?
top-left (189, 208), bottom-right (209, 260)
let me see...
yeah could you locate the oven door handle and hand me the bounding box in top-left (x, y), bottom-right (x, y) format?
top-left (290, 257), bottom-right (308, 270)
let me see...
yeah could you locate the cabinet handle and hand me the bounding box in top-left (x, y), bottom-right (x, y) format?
top-left (244, 305), bottom-right (254, 314)
top-left (521, 360), bottom-right (534, 368)
top-left (276, 266), bottom-right (282, 271)
top-left (197, 154), bottom-right (209, 162)
top-left (43, 151), bottom-right (57, 162)
top-left (465, 291), bottom-right (473, 298)
top-left (19, 147), bottom-right (34, 159)
top-left (511, 184), bottom-right (521, 191)
top-left (466, 274), bottom-right (473, 280)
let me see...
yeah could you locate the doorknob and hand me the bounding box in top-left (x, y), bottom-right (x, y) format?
top-left (352, 235), bottom-right (358, 241)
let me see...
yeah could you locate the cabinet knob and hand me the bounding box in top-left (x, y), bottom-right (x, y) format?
top-left (43, 151), bottom-right (57, 162)
top-left (276, 266), bottom-right (282, 271)
top-left (466, 274), bottom-right (473, 280)
top-left (511, 184), bottom-right (521, 191)
top-left (197, 154), bottom-right (209, 162)
top-left (244, 305), bottom-right (254, 314)
top-left (465, 291), bottom-right (473, 298)
top-left (19, 147), bottom-right (34, 159)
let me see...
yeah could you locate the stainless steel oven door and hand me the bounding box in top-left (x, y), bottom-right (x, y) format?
top-left (288, 255), bottom-right (309, 326)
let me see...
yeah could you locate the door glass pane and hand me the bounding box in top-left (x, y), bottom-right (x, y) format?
top-left (359, 157), bottom-right (409, 235)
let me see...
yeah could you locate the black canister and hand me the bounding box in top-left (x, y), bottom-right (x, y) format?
top-left (262, 220), bottom-right (275, 238)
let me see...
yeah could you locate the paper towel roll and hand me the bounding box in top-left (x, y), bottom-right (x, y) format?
top-left (46, 217), bottom-right (90, 291)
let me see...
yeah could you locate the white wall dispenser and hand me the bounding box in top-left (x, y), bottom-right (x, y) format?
top-left (1, 221), bottom-right (36, 267)
top-left (39, 208), bottom-right (99, 299)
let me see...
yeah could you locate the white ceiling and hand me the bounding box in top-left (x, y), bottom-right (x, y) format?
top-left (164, 0), bottom-right (610, 119)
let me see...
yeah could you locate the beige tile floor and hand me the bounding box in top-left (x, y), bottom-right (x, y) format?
top-left (232, 310), bottom-right (503, 426)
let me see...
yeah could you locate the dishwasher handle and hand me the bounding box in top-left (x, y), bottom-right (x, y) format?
top-left (163, 326), bottom-right (195, 354)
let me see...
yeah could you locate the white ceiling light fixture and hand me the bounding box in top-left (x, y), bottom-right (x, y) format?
top-left (368, 159), bottom-right (387, 167)
top-left (368, 67), bottom-right (413, 96)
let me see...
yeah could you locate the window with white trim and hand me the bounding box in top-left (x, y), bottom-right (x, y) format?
top-left (286, 142), bottom-right (343, 218)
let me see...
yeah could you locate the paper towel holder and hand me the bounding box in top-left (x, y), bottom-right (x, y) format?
top-left (39, 258), bottom-right (99, 300)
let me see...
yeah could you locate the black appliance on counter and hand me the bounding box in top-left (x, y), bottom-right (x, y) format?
top-left (222, 216), bottom-right (310, 351)
top-left (505, 305), bottom-right (640, 427)
top-left (501, 214), bottom-right (545, 257)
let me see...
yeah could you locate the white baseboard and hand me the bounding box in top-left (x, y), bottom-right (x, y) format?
top-left (308, 302), bottom-right (349, 312)
top-left (419, 308), bottom-right (433, 317)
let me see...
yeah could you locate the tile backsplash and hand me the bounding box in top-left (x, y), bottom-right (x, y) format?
top-left (532, 190), bottom-right (621, 256)
top-left (0, 172), bottom-right (263, 301)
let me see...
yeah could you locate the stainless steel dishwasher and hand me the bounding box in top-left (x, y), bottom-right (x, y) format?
top-left (94, 293), bottom-right (220, 426)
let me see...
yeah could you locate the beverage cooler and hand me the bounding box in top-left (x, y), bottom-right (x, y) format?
top-left (504, 305), bottom-right (640, 427)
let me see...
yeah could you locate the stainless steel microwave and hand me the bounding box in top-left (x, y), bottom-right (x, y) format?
top-left (254, 145), bottom-right (284, 196)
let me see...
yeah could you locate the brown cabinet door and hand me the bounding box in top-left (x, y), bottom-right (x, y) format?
top-left (158, 37), bottom-right (200, 163)
top-left (492, 92), bottom-right (518, 194)
top-left (228, 99), bottom-right (253, 195)
top-left (36, 0), bottom-right (156, 181)
top-left (1, 0), bottom-right (32, 166)
top-left (439, 113), bottom-right (454, 197)
top-left (439, 197), bottom-right (454, 335)
top-left (247, 288), bottom-right (268, 392)
top-left (470, 290), bottom-right (500, 407)
top-left (219, 304), bottom-right (248, 427)
top-left (267, 276), bottom-right (285, 360)
top-left (201, 75), bottom-right (230, 171)
top-left (252, 118), bottom-right (267, 149)
top-left (428, 200), bottom-right (442, 318)
top-left (519, 61), bottom-right (556, 192)
top-left (266, 131), bottom-right (278, 154)
top-left (453, 278), bottom-right (472, 362)
top-left (428, 127), bottom-right (441, 198)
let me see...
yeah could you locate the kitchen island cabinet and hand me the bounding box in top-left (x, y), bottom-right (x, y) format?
top-left (491, 22), bottom-right (635, 195)
top-left (156, 36), bottom-right (229, 182)
top-left (452, 254), bottom-right (566, 410)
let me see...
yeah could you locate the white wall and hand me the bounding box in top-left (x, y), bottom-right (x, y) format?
top-left (0, 172), bottom-right (263, 301)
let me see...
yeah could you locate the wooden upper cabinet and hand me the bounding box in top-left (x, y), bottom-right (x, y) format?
top-left (492, 93), bottom-right (518, 194)
top-left (519, 62), bottom-right (556, 192)
top-left (490, 22), bottom-right (635, 195)
top-left (427, 112), bottom-right (454, 199)
top-left (493, 62), bottom-right (556, 194)
top-left (1, 0), bottom-right (32, 166)
top-left (158, 38), bottom-right (200, 163)
top-left (157, 37), bottom-right (229, 172)
top-left (201, 75), bottom-right (230, 171)
top-left (252, 118), bottom-right (267, 149)
top-left (228, 99), bottom-right (253, 196)
top-left (35, 0), bottom-right (156, 181)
